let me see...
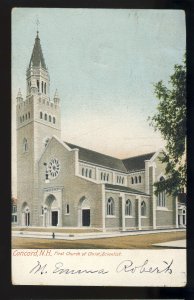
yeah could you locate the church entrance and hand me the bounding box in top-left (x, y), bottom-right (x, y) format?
top-left (78, 197), bottom-right (91, 227)
top-left (51, 211), bottom-right (58, 226)
top-left (82, 209), bottom-right (90, 226)
top-left (43, 194), bottom-right (60, 227)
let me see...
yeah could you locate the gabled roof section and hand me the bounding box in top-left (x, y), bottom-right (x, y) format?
top-left (65, 142), bottom-right (127, 172)
top-left (105, 184), bottom-right (149, 196)
top-left (29, 31), bottom-right (47, 69)
top-left (122, 152), bottom-right (155, 172)
top-left (38, 136), bottom-right (72, 163)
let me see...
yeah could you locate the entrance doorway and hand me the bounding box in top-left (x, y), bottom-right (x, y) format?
top-left (82, 209), bottom-right (90, 226)
top-left (44, 194), bottom-right (60, 227)
top-left (52, 211), bottom-right (58, 226)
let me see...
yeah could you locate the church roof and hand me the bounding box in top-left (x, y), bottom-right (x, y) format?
top-left (122, 152), bottom-right (155, 172)
top-left (29, 31), bottom-right (47, 69)
top-left (65, 142), bottom-right (156, 173)
top-left (65, 142), bottom-right (127, 172)
top-left (105, 184), bottom-right (149, 195)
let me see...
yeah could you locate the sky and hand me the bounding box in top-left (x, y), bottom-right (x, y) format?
top-left (12, 8), bottom-right (186, 195)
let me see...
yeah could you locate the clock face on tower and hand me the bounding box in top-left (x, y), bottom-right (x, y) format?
top-left (48, 158), bottom-right (60, 179)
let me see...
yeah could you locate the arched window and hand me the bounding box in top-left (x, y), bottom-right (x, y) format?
top-left (107, 174), bottom-right (109, 182)
top-left (131, 177), bottom-right (134, 184)
top-left (53, 117), bottom-right (56, 124)
top-left (85, 169), bottom-right (88, 177)
top-left (66, 204), bottom-right (70, 214)
top-left (135, 176), bottom-right (138, 184)
top-left (82, 168), bottom-right (84, 176)
top-left (101, 172), bottom-right (103, 180)
top-left (107, 197), bottom-right (114, 215)
top-left (141, 201), bottom-right (146, 216)
top-left (125, 199), bottom-right (131, 216)
top-left (22, 115), bottom-right (24, 122)
top-left (44, 82), bottom-right (46, 94)
top-left (23, 138), bottom-right (28, 152)
top-left (139, 176), bottom-right (141, 183)
top-left (121, 177), bottom-right (124, 184)
top-left (41, 81), bottom-right (44, 93)
top-left (117, 176), bottom-right (121, 183)
top-left (44, 113), bottom-right (47, 121)
top-left (104, 173), bottom-right (106, 181)
top-left (25, 113), bottom-right (27, 120)
top-left (20, 116), bottom-right (22, 123)
top-left (49, 115), bottom-right (52, 122)
top-left (28, 112), bottom-right (30, 119)
top-left (89, 169), bottom-right (92, 178)
top-left (40, 112), bottom-right (43, 119)
top-left (37, 80), bottom-right (39, 92)
top-left (157, 177), bottom-right (166, 207)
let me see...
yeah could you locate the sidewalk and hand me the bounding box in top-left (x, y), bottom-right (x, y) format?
top-left (153, 239), bottom-right (186, 248)
top-left (12, 228), bottom-right (186, 241)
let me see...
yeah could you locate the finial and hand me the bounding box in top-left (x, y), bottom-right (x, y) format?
top-left (54, 89), bottom-right (60, 104)
top-left (54, 89), bottom-right (59, 98)
top-left (36, 17), bottom-right (40, 35)
top-left (17, 89), bottom-right (23, 102)
top-left (17, 88), bottom-right (22, 98)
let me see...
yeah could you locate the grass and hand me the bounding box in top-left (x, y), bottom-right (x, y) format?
top-left (12, 231), bottom-right (186, 249)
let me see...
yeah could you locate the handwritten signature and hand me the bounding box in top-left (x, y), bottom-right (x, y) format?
top-left (116, 259), bottom-right (173, 274)
top-left (29, 261), bottom-right (109, 275)
top-left (29, 259), bottom-right (173, 275)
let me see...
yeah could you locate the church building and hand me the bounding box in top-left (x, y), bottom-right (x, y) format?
top-left (16, 31), bottom-right (179, 231)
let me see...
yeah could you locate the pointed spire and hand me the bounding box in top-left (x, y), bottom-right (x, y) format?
top-left (54, 89), bottom-right (59, 99)
top-left (29, 31), bottom-right (47, 69)
top-left (17, 88), bottom-right (23, 99)
top-left (17, 89), bottom-right (23, 103)
top-left (53, 89), bottom-right (60, 104)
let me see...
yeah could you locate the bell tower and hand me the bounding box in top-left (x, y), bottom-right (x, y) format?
top-left (26, 31), bottom-right (49, 97)
top-left (16, 31), bottom-right (61, 226)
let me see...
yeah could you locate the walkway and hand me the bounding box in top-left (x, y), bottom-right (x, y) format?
top-left (12, 228), bottom-right (186, 241)
top-left (153, 239), bottom-right (186, 248)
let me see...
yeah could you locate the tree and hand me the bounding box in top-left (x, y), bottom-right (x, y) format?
top-left (149, 58), bottom-right (186, 197)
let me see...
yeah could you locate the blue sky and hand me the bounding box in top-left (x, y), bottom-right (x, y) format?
top-left (12, 8), bottom-right (185, 194)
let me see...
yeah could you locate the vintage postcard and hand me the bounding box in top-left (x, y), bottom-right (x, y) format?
top-left (11, 8), bottom-right (186, 286)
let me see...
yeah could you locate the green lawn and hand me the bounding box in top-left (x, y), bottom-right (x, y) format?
top-left (12, 230), bottom-right (186, 249)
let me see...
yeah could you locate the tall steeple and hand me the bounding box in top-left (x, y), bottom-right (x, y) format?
top-left (29, 31), bottom-right (47, 69)
top-left (26, 31), bottom-right (50, 97)
top-left (16, 28), bottom-right (61, 227)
